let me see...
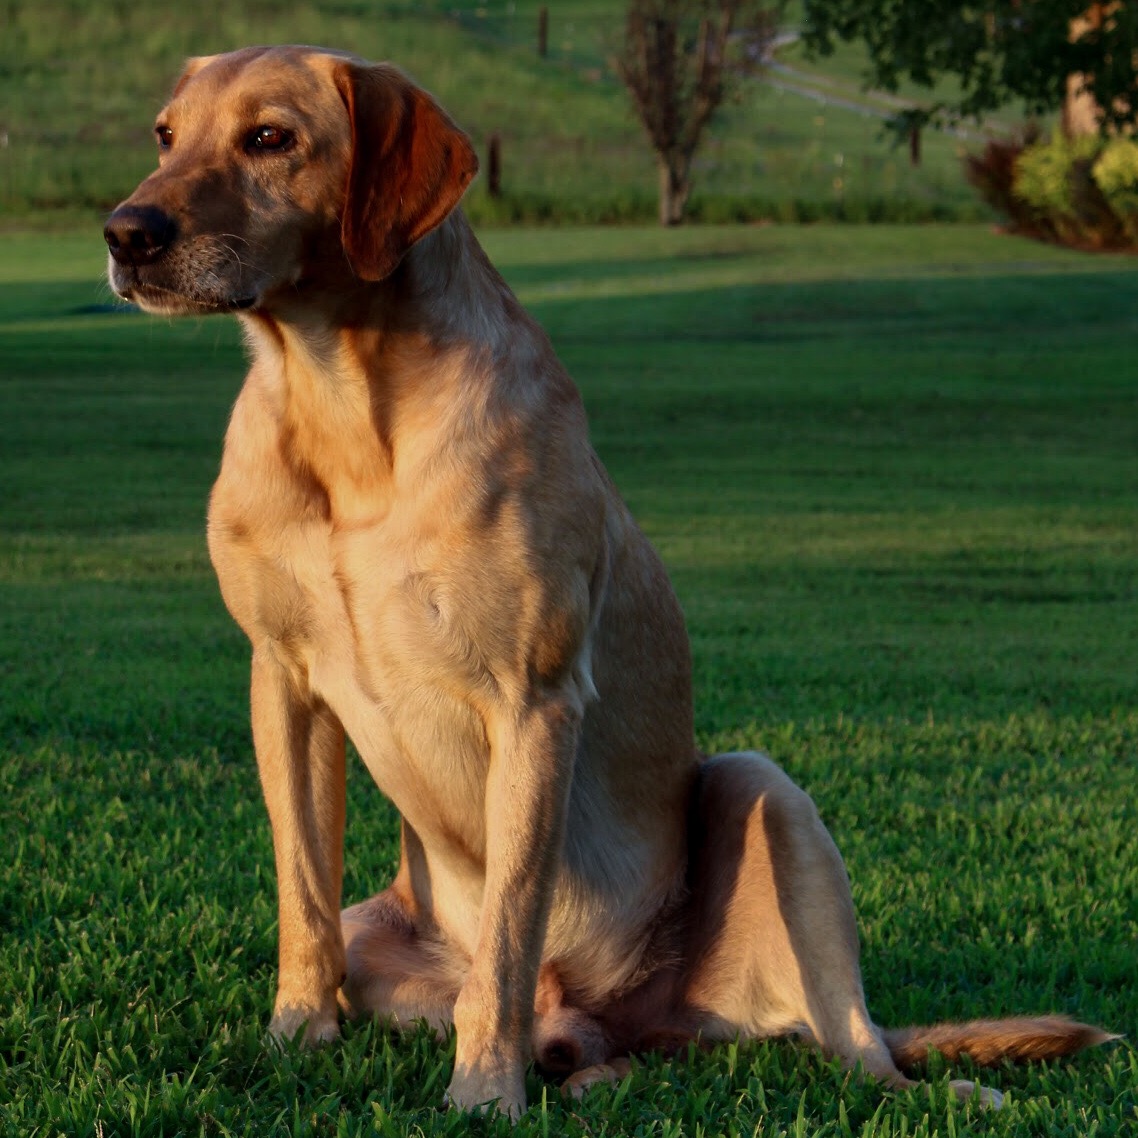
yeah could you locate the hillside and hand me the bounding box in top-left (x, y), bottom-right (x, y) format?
top-left (1, 0), bottom-right (1004, 224)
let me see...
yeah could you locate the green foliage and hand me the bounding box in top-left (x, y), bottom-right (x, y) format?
top-left (1092, 138), bottom-right (1138, 238)
top-left (801, 0), bottom-right (1138, 134)
top-left (965, 129), bottom-right (1138, 249)
top-left (1092, 137), bottom-right (1138, 200)
top-left (2, 225), bottom-right (1137, 1134)
top-left (1014, 129), bottom-right (1102, 213)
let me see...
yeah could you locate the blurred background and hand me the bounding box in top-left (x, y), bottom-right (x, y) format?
top-left (5, 0), bottom-right (1133, 235)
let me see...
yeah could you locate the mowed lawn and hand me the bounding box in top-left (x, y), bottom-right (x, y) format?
top-left (1, 224), bottom-right (1136, 1136)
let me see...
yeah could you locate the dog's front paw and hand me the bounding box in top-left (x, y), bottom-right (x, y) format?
top-left (444, 1062), bottom-right (526, 1120)
top-left (268, 1003), bottom-right (341, 1048)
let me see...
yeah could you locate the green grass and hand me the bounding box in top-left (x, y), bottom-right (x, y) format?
top-left (1, 0), bottom-right (990, 226)
top-left (1, 223), bottom-right (1136, 1135)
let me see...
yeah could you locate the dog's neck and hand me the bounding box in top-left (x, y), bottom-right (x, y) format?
top-left (233, 211), bottom-right (534, 516)
top-left (241, 210), bottom-right (508, 350)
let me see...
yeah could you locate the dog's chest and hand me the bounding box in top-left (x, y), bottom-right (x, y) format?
top-left (209, 478), bottom-right (494, 854)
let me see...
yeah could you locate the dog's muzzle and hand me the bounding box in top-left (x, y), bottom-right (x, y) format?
top-left (104, 205), bottom-right (177, 267)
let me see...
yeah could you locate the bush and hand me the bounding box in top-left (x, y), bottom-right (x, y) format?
top-left (1092, 138), bottom-right (1138, 242)
top-left (964, 128), bottom-right (1038, 234)
top-left (965, 128), bottom-right (1138, 252)
top-left (1014, 131), bottom-right (1101, 215)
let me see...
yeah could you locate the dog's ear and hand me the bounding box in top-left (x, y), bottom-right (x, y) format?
top-left (171, 55), bottom-right (218, 98)
top-left (332, 62), bottom-right (479, 282)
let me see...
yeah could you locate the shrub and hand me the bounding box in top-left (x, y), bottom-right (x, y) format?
top-left (1014, 131), bottom-right (1100, 215)
top-left (963, 127), bottom-right (1053, 238)
top-left (965, 128), bottom-right (1138, 252)
top-left (1092, 138), bottom-right (1138, 241)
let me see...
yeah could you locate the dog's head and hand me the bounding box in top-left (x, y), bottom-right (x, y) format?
top-left (104, 46), bottom-right (478, 315)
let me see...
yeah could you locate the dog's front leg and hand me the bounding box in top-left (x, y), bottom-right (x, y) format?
top-left (446, 696), bottom-right (579, 1118)
top-left (250, 649), bottom-right (347, 1046)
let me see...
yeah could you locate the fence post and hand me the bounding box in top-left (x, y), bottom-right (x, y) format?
top-left (538, 6), bottom-right (548, 57)
top-left (488, 133), bottom-right (502, 197)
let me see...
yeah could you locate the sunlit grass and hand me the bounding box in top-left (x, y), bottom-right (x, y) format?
top-left (1, 224), bottom-right (1135, 1135)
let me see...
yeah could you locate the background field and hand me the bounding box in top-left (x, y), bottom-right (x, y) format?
top-left (1, 223), bottom-right (1136, 1135)
top-left (1, 0), bottom-right (1002, 226)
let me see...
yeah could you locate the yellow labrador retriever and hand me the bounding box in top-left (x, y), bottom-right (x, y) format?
top-left (104, 46), bottom-right (1111, 1117)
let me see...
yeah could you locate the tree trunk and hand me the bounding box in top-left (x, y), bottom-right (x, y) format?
top-left (1062, 72), bottom-right (1100, 136)
top-left (658, 156), bottom-right (692, 226)
top-left (1062, 3), bottom-right (1110, 136)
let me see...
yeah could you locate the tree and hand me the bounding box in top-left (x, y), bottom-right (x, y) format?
top-left (617, 0), bottom-right (782, 225)
top-left (800, 1), bottom-right (1137, 136)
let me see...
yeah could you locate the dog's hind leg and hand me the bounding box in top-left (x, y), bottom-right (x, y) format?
top-left (680, 753), bottom-right (916, 1090)
top-left (679, 752), bottom-right (1005, 1105)
top-left (339, 885), bottom-right (465, 1034)
top-left (342, 890), bottom-right (614, 1090)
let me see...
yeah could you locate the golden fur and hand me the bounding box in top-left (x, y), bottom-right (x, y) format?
top-left (105, 46), bottom-right (1113, 1118)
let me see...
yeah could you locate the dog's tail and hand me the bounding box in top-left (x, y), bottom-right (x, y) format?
top-left (883, 1015), bottom-right (1118, 1072)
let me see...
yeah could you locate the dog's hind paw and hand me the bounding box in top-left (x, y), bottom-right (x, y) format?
top-left (950, 1079), bottom-right (1005, 1110)
top-left (561, 1057), bottom-right (633, 1101)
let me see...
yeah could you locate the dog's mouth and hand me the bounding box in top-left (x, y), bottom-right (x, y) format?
top-left (113, 274), bottom-right (259, 316)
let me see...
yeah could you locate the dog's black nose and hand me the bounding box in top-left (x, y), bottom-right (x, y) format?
top-left (104, 205), bottom-right (177, 266)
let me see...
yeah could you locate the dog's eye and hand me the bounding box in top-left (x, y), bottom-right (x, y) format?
top-left (246, 126), bottom-right (294, 153)
top-left (155, 125), bottom-right (173, 149)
